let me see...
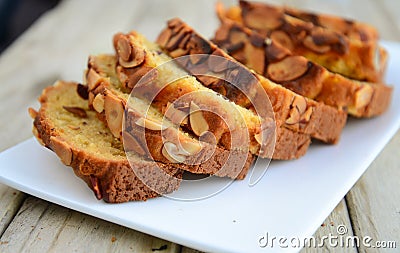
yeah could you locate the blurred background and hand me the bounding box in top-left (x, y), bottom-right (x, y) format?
top-left (1, 0), bottom-right (399, 55)
top-left (0, 0), bottom-right (60, 53)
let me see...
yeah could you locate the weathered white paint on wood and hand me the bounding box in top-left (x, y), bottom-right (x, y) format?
top-left (0, 185), bottom-right (25, 237)
top-left (181, 247), bottom-right (203, 253)
top-left (301, 200), bottom-right (357, 253)
top-left (0, 197), bottom-right (180, 253)
top-left (346, 131), bottom-right (400, 253)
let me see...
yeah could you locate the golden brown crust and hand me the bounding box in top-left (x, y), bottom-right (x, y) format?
top-left (282, 6), bottom-right (379, 42)
top-left (156, 18), bottom-right (346, 144)
top-left (220, 0), bottom-right (386, 83)
top-left (86, 55), bottom-right (255, 178)
top-left (213, 19), bottom-right (393, 118)
top-left (31, 81), bottom-right (183, 203)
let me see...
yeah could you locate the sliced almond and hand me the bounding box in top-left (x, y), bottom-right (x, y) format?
top-left (285, 14), bottom-right (313, 30)
top-left (354, 85), bottom-right (373, 109)
top-left (311, 28), bottom-right (341, 45)
top-left (50, 136), bottom-right (72, 166)
top-left (189, 54), bottom-right (207, 65)
top-left (265, 40), bottom-right (292, 62)
top-left (267, 56), bottom-right (309, 82)
top-left (214, 23), bottom-right (230, 42)
top-left (242, 5), bottom-right (283, 30)
top-left (225, 42), bottom-right (245, 54)
top-left (116, 35), bottom-right (132, 62)
top-left (286, 107), bottom-right (301, 125)
top-left (165, 27), bottom-right (191, 51)
top-left (162, 142), bottom-right (186, 163)
top-left (167, 18), bottom-right (182, 29)
top-left (254, 132), bottom-right (263, 145)
top-left (179, 33), bottom-right (191, 48)
top-left (189, 102), bottom-right (209, 136)
top-left (156, 28), bottom-right (172, 47)
top-left (254, 121), bottom-right (274, 147)
top-left (104, 92), bottom-right (124, 138)
top-left (86, 68), bottom-right (104, 91)
top-left (249, 33), bottom-right (265, 47)
top-left (164, 102), bottom-right (189, 125)
top-left (179, 139), bottom-right (202, 156)
top-left (135, 117), bottom-right (167, 131)
top-left (270, 31), bottom-right (294, 52)
top-left (187, 34), bottom-right (212, 54)
top-left (229, 30), bottom-right (248, 45)
top-left (169, 48), bottom-right (189, 58)
top-left (116, 66), bottom-right (129, 87)
top-left (118, 38), bottom-right (146, 68)
top-left (126, 66), bottom-right (157, 89)
top-left (208, 51), bottom-right (229, 73)
top-left (28, 108), bottom-right (38, 119)
top-left (292, 96), bottom-right (307, 115)
top-left (374, 47), bottom-right (381, 71)
top-left (286, 96), bottom-right (309, 125)
top-left (303, 35), bottom-right (331, 54)
top-left (300, 107), bottom-right (313, 123)
top-left (244, 41), bottom-right (265, 74)
top-left (122, 131), bottom-right (147, 156)
top-left (92, 94), bottom-right (105, 113)
top-left (88, 92), bottom-right (95, 108)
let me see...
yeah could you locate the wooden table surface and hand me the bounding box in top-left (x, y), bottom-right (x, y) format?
top-left (0, 0), bottom-right (399, 252)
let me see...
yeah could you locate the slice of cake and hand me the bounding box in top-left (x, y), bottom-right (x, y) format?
top-left (111, 31), bottom-right (277, 158)
top-left (219, 0), bottom-right (387, 83)
top-left (29, 81), bottom-right (183, 203)
top-left (212, 19), bottom-right (393, 117)
top-left (86, 54), bottom-right (255, 179)
top-left (156, 18), bottom-right (347, 144)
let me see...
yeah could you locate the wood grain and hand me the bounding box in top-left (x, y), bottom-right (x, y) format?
top-left (346, 131), bottom-right (400, 253)
top-left (301, 200), bottom-right (358, 253)
top-left (0, 185), bottom-right (25, 238)
top-left (0, 197), bottom-right (180, 253)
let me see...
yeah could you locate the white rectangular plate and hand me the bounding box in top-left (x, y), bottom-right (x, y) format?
top-left (1, 41), bottom-right (400, 253)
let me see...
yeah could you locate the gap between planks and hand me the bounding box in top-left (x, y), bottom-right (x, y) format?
top-left (0, 196), bottom-right (181, 253)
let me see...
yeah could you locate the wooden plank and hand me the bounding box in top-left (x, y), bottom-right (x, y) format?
top-left (301, 200), bottom-right (357, 253)
top-left (346, 131), bottom-right (400, 253)
top-left (0, 185), bottom-right (25, 237)
top-left (181, 247), bottom-right (202, 253)
top-left (0, 197), bottom-right (180, 253)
